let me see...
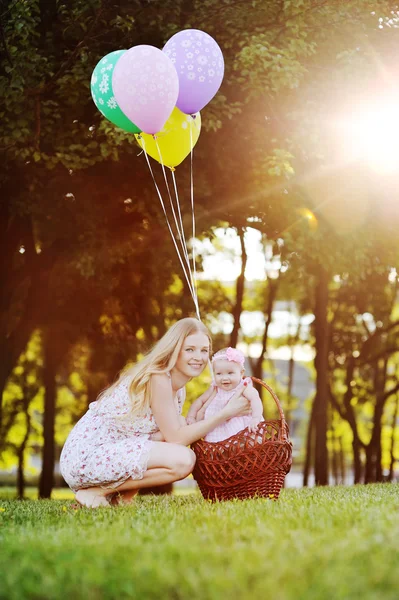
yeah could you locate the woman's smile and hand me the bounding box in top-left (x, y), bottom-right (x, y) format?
top-left (174, 332), bottom-right (210, 379)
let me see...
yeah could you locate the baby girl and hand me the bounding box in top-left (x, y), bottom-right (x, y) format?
top-left (186, 347), bottom-right (264, 442)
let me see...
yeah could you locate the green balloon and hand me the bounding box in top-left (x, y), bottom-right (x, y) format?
top-left (91, 50), bottom-right (141, 134)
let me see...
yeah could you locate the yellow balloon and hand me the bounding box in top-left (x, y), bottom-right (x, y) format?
top-left (135, 107), bottom-right (201, 168)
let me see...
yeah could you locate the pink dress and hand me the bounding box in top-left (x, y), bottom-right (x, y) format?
top-left (60, 377), bottom-right (185, 491)
top-left (204, 378), bottom-right (261, 442)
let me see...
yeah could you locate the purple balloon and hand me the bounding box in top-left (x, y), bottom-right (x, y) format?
top-left (112, 45), bottom-right (179, 135)
top-left (163, 29), bottom-right (224, 115)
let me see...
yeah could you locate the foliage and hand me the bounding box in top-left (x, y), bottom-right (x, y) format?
top-left (0, 331), bottom-right (43, 471)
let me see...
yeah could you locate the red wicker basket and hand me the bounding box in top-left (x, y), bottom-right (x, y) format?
top-left (192, 378), bottom-right (292, 501)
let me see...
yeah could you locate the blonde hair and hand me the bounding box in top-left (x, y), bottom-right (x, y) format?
top-left (98, 318), bottom-right (211, 418)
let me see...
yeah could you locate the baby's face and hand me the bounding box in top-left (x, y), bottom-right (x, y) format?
top-left (213, 359), bottom-right (243, 391)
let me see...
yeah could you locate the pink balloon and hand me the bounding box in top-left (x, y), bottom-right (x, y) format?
top-left (112, 45), bottom-right (179, 135)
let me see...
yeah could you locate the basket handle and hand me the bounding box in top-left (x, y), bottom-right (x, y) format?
top-left (251, 377), bottom-right (289, 439)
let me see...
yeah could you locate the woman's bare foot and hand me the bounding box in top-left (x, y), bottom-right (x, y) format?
top-left (75, 488), bottom-right (110, 508)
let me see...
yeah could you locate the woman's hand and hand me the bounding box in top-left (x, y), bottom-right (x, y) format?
top-left (223, 383), bottom-right (251, 419)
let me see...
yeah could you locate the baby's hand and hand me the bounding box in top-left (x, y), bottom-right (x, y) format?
top-left (247, 418), bottom-right (262, 433)
top-left (186, 416), bottom-right (196, 425)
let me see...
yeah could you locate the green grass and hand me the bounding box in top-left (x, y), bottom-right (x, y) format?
top-left (0, 486), bottom-right (75, 500)
top-left (1, 484), bottom-right (398, 600)
top-left (0, 485), bottom-right (194, 500)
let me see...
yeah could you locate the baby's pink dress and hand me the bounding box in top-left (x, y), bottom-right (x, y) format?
top-left (204, 378), bottom-right (260, 442)
top-left (60, 377), bottom-right (185, 491)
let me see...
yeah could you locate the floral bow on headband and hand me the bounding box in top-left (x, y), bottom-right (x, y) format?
top-left (211, 347), bottom-right (245, 366)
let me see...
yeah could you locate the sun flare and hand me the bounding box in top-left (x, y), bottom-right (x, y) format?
top-left (338, 100), bottom-right (399, 174)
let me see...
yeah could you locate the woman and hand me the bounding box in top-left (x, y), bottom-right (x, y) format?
top-left (60, 318), bottom-right (251, 507)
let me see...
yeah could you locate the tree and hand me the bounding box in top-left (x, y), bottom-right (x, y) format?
top-left (0, 331), bottom-right (43, 496)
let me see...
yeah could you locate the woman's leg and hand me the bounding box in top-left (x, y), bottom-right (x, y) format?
top-left (75, 442), bottom-right (196, 508)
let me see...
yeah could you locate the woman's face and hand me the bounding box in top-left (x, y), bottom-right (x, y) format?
top-left (174, 332), bottom-right (210, 379)
top-left (213, 359), bottom-right (243, 391)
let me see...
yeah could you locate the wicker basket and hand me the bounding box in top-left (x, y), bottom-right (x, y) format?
top-left (192, 378), bottom-right (292, 501)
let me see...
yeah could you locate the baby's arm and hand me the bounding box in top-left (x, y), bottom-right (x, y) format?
top-left (195, 392), bottom-right (216, 422)
top-left (243, 383), bottom-right (263, 432)
top-left (186, 386), bottom-right (216, 424)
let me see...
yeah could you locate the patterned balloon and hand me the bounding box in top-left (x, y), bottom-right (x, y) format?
top-left (112, 45), bottom-right (179, 135)
top-left (90, 50), bottom-right (141, 133)
top-left (135, 107), bottom-right (201, 168)
top-left (163, 29), bottom-right (224, 114)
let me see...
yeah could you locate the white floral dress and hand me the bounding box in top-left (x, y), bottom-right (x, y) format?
top-left (60, 376), bottom-right (186, 491)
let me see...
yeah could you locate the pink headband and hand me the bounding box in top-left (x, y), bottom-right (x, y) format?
top-left (211, 347), bottom-right (245, 366)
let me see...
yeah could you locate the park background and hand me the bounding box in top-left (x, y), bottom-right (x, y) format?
top-left (1, 0), bottom-right (399, 501)
top-left (2, 3), bottom-right (399, 600)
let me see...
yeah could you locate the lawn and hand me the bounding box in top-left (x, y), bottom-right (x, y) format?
top-left (1, 484), bottom-right (398, 600)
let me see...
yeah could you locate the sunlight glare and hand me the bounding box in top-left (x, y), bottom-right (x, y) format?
top-left (340, 101), bottom-right (399, 174)
top-left (199, 227), bottom-right (266, 281)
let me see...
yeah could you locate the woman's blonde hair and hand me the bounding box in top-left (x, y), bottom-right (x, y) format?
top-left (98, 317), bottom-right (211, 418)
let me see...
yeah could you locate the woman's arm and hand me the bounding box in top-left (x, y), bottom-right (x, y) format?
top-left (186, 385), bottom-right (215, 422)
top-left (150, 375), bottom-right (250, 446)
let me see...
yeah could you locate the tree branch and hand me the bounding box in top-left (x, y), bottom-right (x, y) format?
top-left (383, 381), bottom-right (399, 402)
top-left (26, 1), bottom-right (106, 98)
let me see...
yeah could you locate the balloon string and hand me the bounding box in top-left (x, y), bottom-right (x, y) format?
top-left (189, 119), bottom-right (199, 312)
top-left (139, 137), bottom-right (196, 300)
top-left (154, 138), bottom-right (200, 320)
top-left (153, 138), bottom-right (191, 272)
top-left (170, 166), bottom-right (190, 274)
top-left (171, 168), bottom-right (200, 320)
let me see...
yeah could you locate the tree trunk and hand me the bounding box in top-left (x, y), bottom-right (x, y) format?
top-left (337, 394), bottom-right (363, 483)
top-left (0, 366), bottom-right (7, 438)
top-left (230, 227), bottom-right (247, 348)
top-left (39, 333), bottom-right (57, 498)
top-left (303, 398), bottom-right (316, 487)
top-left (313, 266), bottom-right (329, 485)
top-left (364, 400), bottom-right (385, 483)
top-left (364, 359), bottom-right (388, 483)
top-left (341, 360), bottom-right (363, 483)
top-left (286, 315), bottom-right (302, 431)
top-left (0, 212), bottom-right (41, 437)
top-left (250, 278), bottom-right (278, 391)
top-left (330, 413), bottom-right (339, 485)
top-left (17, 396), bottom-right (31, 500)
top-left (338, 435), bottom-right (346, 484)
top-left (351, 429), bottom-right (363, 484)
top-left (388, 393), bottom-right (399, 481)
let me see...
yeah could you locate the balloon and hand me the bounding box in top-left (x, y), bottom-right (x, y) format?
top-left (112, 45), bottom-right (179, 135)
top-left (163, 29), bottom-right (224, 114)
top-left (135, 107), bottom-right (201, 168)
top-left (91, 50), bottom-right (141, 133)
